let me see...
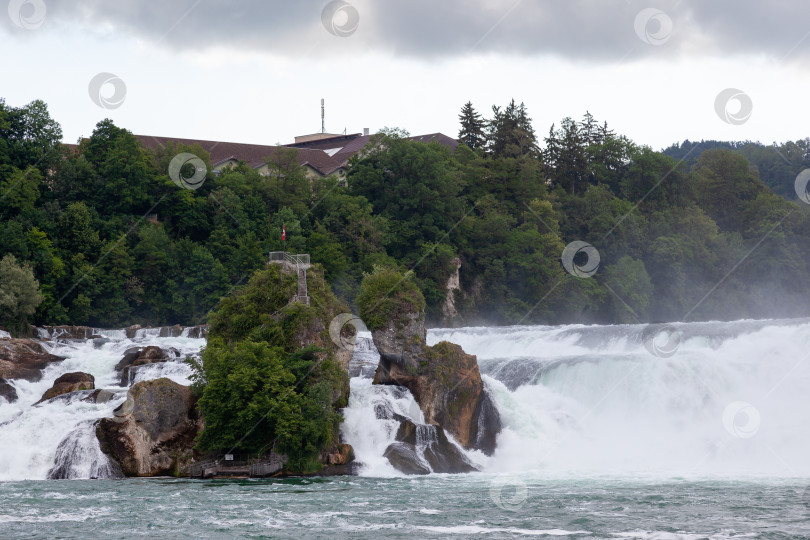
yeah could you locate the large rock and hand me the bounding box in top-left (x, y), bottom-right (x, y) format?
top-left (0, 377), bottom-right (17, 403)
top-left (318, 443), bottom-right (356, 476)
top-left (384, 442), bottom-right (430, 475)
top-left (159, 324), bottom-right (184, 337)
top-left (38, 326), bottom-right (96, 340)
top-left (36, 372), bottom-right (95, 404)
top-left (115, 346), bottom-right (179, 386)
top-left (186, 325), bottom-right (209, 339)
top-left (0, 339), bottom-right (65, 381)
top-left (371, 311), bottom-right (426, 362)
top-left (374, 340), bottom-right (500, 456)
top-left (385, 417), bottom-right (478, 474)
top-left (96, 378), bottom-right (201, 476)
top-left (124, 325), bottom-right (142, 339)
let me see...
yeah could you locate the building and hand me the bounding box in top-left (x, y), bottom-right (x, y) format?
top-left (133, 130), bottom-right (459, 180)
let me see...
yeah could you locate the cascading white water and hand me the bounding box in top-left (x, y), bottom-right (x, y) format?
top-left (429, 318), bottom-right (810, 478)
top-left (341, 318), bottom-right (810, 478)
top-left (341, 333), bottom-right (447, 475)
top-left (48, 419), bottom-right (123, 479)
top-left (0, 331), bottom-right (204, 480)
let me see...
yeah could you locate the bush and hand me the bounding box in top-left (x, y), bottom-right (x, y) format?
top-left (356, 265), bottom-right (426, 331)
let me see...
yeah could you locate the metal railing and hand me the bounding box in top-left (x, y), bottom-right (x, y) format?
top-left (188, 452), bottom-right (288, 478)
top-left (268, 252), bottom-right (310, 267)
top-left (268, 252), bottom-right (311, 305)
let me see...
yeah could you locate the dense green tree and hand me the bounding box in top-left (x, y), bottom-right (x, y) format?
top-left (0, 254), bottom-right (43, 332)
top-left (458, 101), bottom-right (486, 150)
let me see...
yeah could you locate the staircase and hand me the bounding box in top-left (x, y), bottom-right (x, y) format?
top-left (268, 252), bottom-right (311, 305)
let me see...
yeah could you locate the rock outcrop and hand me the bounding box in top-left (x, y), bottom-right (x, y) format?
top-left (115, 346), bottom-right (179, 386)
top-left (186, 325), bottom-right (209, 339)
top-left (318, 443), bottom-right (356, 475)
top-left (96, 378), bottom-right (201, 476)
top-left (441, 257), bottom-right (462, 323)
top-left (364, 271), bottom-right (501, 458)
top-left (382, 417), bottom-right (477, 475)
top-left (159, 324), bottom-right (184, 337)
top-left (36, 372), bottom-right (95, 404)
top-left (38, 326), bottom-right (96, 340)
top-left (124, 325), bottom-right (142, 339)
top-left (0, 339), bottom-right (65, 381)
top-left (0, 377), bottom-right (17, 403)
top-left (374, 340), bottom-right (501, 455)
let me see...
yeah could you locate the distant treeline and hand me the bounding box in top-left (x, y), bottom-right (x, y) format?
top-left (1, 96), bottom-right (810, 331)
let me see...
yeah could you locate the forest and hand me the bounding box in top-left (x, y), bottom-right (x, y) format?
top-left (2, 96), bottom-right (810, 333)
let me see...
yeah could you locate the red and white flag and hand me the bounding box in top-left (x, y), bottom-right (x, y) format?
top-left (282, 224), bottom-right (286, 242)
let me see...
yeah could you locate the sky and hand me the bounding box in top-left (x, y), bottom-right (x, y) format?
top-left (2, 0), bottom-right (810, 150)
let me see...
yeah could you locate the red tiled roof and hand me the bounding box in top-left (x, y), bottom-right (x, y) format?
top-left (134, 135), bottom-right (345, 176)
top-left (409, 132), bottom-right (459, 150)
top-left (130, 132), bottom-right (458, 176)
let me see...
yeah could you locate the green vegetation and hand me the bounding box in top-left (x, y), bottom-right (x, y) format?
top-left (2, 95), bottom-right (810, 331)
top-left (0, 254), bottom-right (43, 332)
top-left (189, 263), bottom-right (349, 472)
top-left (356, 266), bottom-right (425, 331)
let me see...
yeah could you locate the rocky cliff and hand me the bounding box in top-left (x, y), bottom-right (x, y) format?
top-left (97, 378), bottom-right (202, 476)
top-left (358, 267), bottom-right (501, 473)
top-left (0, 339), bottom-right (65, 381)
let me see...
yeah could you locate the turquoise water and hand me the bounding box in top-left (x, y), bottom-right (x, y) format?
top-left (1, 476), bottom-right (809, 538)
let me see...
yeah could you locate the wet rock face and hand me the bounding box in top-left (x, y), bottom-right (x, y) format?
top-left (38, 326), bottom-right (96, 340)
top-left (159, 324), bottom-right (184, 338)
top-left (0, 378), bottom-right (18, 403)
top-left (0, 339), bottom-right (65, 381)
top-left (186, 325), bottom-right (209, 339)
top-left (115, 346), bottom-right (180, 386)
top-left (36, 372), bottom-right (95, 404)
top-left (96, 378), bottom-right (201, 477)
top-left (318, 443), bottom-right (356, 476)
top-left (384, 442), bottom-right (430, 475)
top-left (374, 340), bottom-right (501, 456)
top-left (371, 311), bottom-right (426, 363)
top-left (383, 417), bottom-right (478, 475)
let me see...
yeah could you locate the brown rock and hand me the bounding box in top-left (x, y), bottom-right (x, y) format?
top-left (39, 326), bottom-right (96, 340)
top-left (186, 325), bottom-right (209, 339)
top-left (159, 324), bottom-right (184, 337)
top-left (0, 339), bottom-right (65, 381)
top-left (324, 443), bottom-right (353, 466)
top-left (124, 325), bottom-right (142, 339)
top-left (388, 417), bottom-right (478, 474)
top-left (372, 319), bottom-right (501, 456)
top-left (371, 311), bottom-right (426, 362)
top-left (116, 346), bottom-right (174, 386)
top-left (96, 378), bottom-right (201, 476)
top-left (36, 372), bottom-right (95, 404)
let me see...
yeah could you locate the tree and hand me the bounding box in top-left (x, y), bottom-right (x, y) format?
top-left (487, 99), bottom-right (538, 158)
top-left (458, 101), bottom-right (486, 150)
top-left (0, 99), bottom-right (63, 173)
top-left (0, 254), bottom-right (44, 332)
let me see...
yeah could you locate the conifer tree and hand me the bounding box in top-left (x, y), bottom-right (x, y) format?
top-left (458, 101), bottom-right (486, 150)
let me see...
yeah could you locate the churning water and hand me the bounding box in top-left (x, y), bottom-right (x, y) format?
top-left (2, 319), bottom-right (810, 538)
top-left (0, 330), bottom-right (202, 481)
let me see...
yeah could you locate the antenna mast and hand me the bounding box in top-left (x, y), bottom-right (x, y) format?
top-left (321, 98), bottom-right (325, 134)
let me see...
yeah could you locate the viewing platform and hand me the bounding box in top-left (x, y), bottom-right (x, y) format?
top-left (269, 252), bottom-right (311, 305)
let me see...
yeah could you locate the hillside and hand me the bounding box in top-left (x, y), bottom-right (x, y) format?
top-left (2, 97), bottom-right (810, 332)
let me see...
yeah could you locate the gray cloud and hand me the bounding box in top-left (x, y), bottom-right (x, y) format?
top-left (4, 0), bottom-right (810, 63)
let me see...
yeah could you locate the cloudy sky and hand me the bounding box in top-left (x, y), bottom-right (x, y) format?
top-left (2, 0), bottom-right (809, 149)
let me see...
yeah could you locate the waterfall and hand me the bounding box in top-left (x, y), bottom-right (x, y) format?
top-left (47, 420), bottom-right (123, 479)
top-left (341, 335), bottom-right (475, 475)
top-left (430, 318), bottom-right (810, 477)
top-left (341, 318), bottom-right (810, 478)
top-left (0, 329), bottom-right (205, 480)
